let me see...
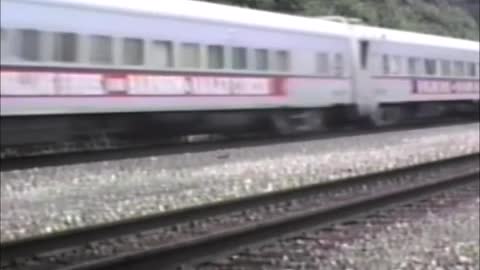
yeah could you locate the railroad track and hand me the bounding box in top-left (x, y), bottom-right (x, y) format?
top-left (1, 153), bottom-right (478, 270)
top-left (196, 180), bottom-right (480, 269)
top-left (1, 117), bottom-right (476, 171)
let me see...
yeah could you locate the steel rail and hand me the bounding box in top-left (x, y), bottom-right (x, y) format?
top-left (64, 169), bottom-right (479, 270)
top-left (1, 153), bottom-right (478, 262)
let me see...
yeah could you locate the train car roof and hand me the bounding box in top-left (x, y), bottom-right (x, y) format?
top-left (4, 0), bottom-right (480, 51)
top-left (354, 24), bottom-right (479, 51)
top-left (3, 0), bottom-right (351, 38)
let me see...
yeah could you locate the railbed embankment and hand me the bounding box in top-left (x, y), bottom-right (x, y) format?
top-left (1, 123), bottom-right (479, 242)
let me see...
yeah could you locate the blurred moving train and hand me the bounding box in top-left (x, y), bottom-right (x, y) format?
top-left (1, 0), bottom-right (479, 148)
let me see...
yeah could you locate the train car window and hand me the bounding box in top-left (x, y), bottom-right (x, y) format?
top-left (275, 50), bottom-right (290, 72)
top-left (316, 52), bottom-right (329, 75)
top-left (382, 54), bottom-right (390, 75)
top-left (180, 43), bottom-right (201, 68)
top-left (90, 35), bottom-right (113, 64)
top-left (232, 47), bottom-right (247, 70)
top-left (441, 60), bottom-right (451, 76)
top-left (391, 56), bottom-right (402, 75)
top-left (53, 32), bottom-right (78, 62)
top-left (467, 62), bottom-right (476, 77)
top-left (424, 59), bottom-right (436, 76)
top-left (255, 49), bottom-right (269, 71)
top-left (407, 57), bottom-right (420, 75)
top-left (334, 53), bottom-right (344, 77)
top-left (207, 45), bottom-right (224, 69)
top-left (20, 29), bottom-right (41, 61)
top-left (123, 38), bottom-right (144, 66)
top-left (151, 40), bottom-right (173, 68)
top-left (453, 61), bottom-right (465, 77)
top-left (359, 40), bottom-right (369, 69)
top-left (1, 28), bottom-right (7, 59)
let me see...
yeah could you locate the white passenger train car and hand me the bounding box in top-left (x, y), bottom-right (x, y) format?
top-left (351, 24), bottom-right (479, 123)
top-left (0, 0), bottom-right (354, 116)
top-left (0, 0), bottom-right (479, 147)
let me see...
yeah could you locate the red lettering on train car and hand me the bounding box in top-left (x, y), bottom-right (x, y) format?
top-left (102, 74), bottom-right (128, 94)
top-left (0, 70), bottom-right (280, 97)
top-left (56, 73), bottom-right (104, 95)
top-left (0, 71), bottom-right (56, 95)
top-left (413, 79), bottom-right (479, 94)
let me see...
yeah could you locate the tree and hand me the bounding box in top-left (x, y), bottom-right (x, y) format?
top-left (206, 0), bottom-right (479, 40)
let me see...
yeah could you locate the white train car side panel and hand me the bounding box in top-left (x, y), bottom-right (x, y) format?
top-left (353, 25), bottom-right (480, 106)
top-left (0, 0), bottom-right (355, 116)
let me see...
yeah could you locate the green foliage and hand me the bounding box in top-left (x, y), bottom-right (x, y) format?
top-left (206, 0), bottom-right (480, 40)
top-left (209, 0), bottom-right (303, 12)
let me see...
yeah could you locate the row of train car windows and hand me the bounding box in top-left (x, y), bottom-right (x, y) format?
top-left (315, 52), bottom-right (344, 76)
top-left (0, 29), bottom-right (292, 72)
top-left (383, 54), bottom-right (479, 78)
top-left (0, 29), bottom-right (352, 77)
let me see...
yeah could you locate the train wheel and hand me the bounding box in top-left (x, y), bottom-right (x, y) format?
top-left (369, 106), bottom-right (406, 127)
top-left (271, 111), bottom-right (296, 135)
top-left (271, 110), bottom-right (326, 135)
top-left (300, 110), bottom-right (326, 133)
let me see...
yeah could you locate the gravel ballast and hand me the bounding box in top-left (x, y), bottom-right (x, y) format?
top-left (5, 157), bottom-right (476, 270)
top-left (1, 123), bottom-right (479, 242)
top-left (322, 200), bottom-right (480, 270)
top-left (198, 183), bottom-right (480, 270)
